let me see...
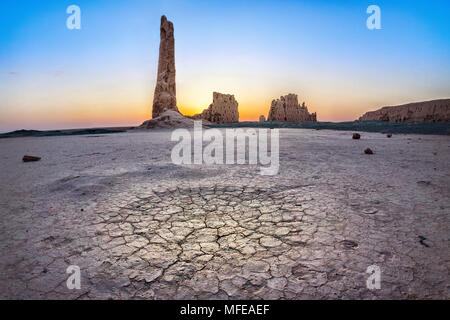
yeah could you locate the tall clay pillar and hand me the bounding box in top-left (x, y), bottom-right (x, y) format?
top-left (152, 16), bottom-right (179, 118)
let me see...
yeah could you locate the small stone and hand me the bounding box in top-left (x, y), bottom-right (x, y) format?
top-left (418, 236), bottom-right (430, 248)
top-left (22, 155), bottom-right (41, 162)
top-left (387, 134), bottom-right (392, 138)
top-left (364, 148), bottom-right (373, 154)
top-left (352, 133), bottom-right (361, 140)
top-left (339, 240), bottom-right (359, 249)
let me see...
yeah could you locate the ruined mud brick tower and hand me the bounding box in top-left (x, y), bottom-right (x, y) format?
top-left (152, 16), bottom-right (179, 119)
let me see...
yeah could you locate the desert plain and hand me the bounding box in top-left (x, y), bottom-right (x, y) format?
top-left (0, 128), bottom-right (448, 299)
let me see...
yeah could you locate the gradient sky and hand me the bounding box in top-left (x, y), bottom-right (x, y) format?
top-left (0, 0), bottom-right (449, 132)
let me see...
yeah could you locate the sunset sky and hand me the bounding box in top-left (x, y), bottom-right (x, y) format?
top-left (1, 0), bottom-right (449, 132)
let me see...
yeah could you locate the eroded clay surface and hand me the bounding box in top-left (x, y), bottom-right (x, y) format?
top-left (0, 129), bottom-right (448, 299)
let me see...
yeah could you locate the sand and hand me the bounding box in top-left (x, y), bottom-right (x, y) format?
top-left (0, 129), bottom-right (448, 299)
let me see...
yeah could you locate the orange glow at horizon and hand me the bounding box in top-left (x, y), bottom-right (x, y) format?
top-left (2, 69), bottom-right (447, 132)
top-left (2, 93), bottom-right (446, 132)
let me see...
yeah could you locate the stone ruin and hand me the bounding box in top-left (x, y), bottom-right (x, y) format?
top-left (267, 94), bottom-right (317, 123)
top-left (140, 16), bottom-right (240, 128)
top-left (152, 16), bottom-right (179, 119)
top-left (139, 16), bottom-right (191, 129)
top-left (192, 92), bottom-right (239, 123)
top-left (140, 16), bottom-right (323, 128)
top-left (358, 99), bottom-right (450, 123)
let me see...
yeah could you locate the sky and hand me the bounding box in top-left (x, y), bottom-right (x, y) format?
top-left (0, 0), bottom-right (449, 132)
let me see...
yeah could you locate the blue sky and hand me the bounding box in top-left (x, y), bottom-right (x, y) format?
top-left (0, 0), bottom-right (449, 131)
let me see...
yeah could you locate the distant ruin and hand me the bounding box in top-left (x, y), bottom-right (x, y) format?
top-left (192, 92), bottom-right (239, 124)
top-left (358, 99), bottom-right (450, 122)
top-left (267, 94), bottom-right (317, 122)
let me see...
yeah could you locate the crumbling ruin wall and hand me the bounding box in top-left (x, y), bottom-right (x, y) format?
top-left (193, 92), bottom-right (239, 123)
top-left (267, 94), bottom-right (317, 122)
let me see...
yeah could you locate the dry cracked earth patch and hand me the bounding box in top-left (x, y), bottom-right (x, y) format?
top-left (2, 180), bottom-right (448, 300)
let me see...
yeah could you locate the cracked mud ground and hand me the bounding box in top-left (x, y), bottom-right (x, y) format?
top-left (0, 129), bottom-right (449, 299)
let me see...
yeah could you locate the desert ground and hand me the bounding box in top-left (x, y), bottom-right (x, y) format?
top-left (0, 128), bottom-right (448, 299)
